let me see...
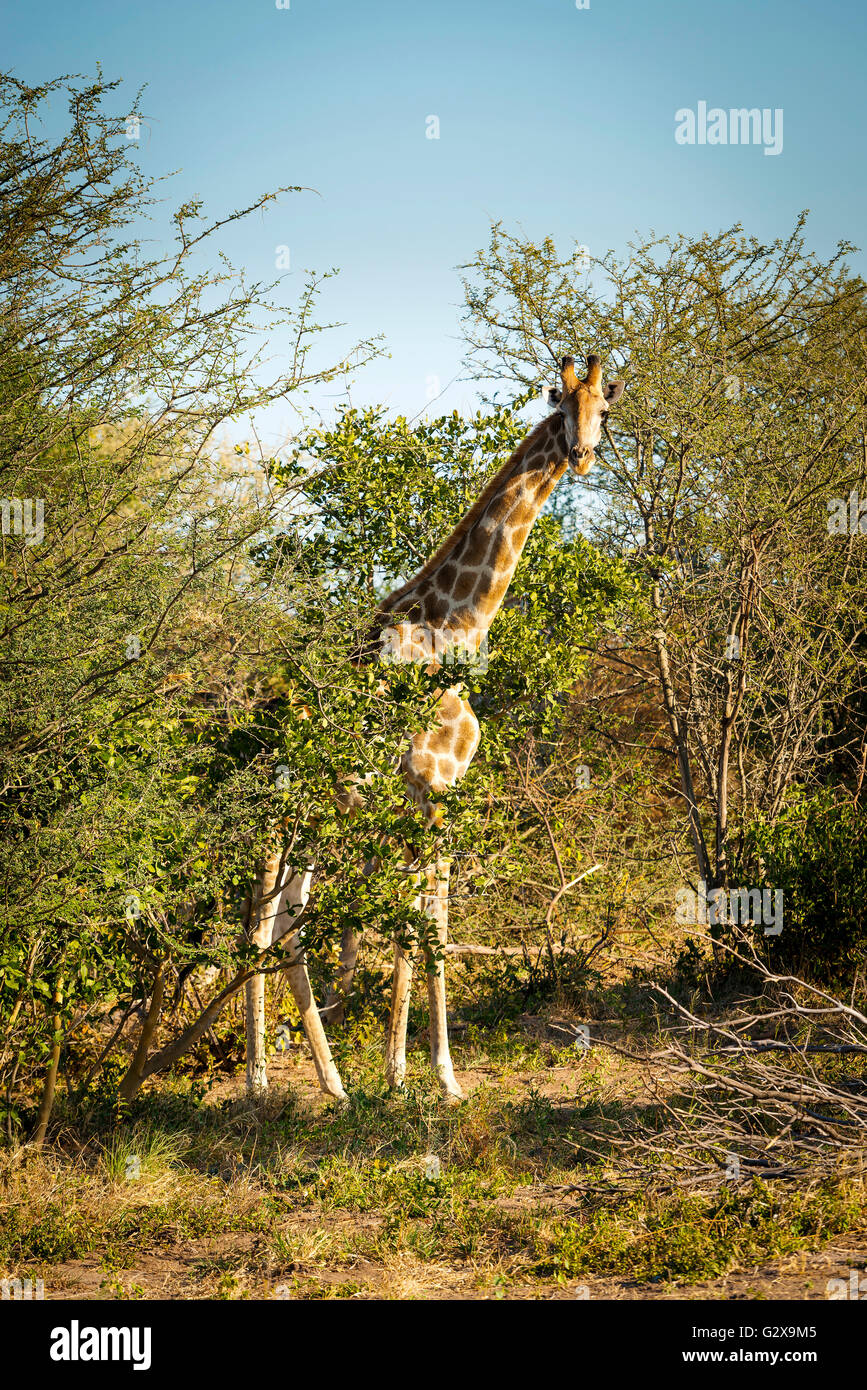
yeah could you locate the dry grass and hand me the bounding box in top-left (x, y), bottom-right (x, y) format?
top-left (4, 931), bottom-right (867, 1301)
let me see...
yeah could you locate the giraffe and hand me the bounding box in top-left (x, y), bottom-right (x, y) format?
top-left (245, 353), bottom-right (625, 1100)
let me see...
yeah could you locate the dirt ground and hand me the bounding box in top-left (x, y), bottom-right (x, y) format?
top-left (41, 1225), bottom-right (867, 1302)
top-left (27, 1042), bottom-right (867, 1303)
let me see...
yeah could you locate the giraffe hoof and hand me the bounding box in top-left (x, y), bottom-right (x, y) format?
top-left (438, 1077), bottom-right (464, 1105)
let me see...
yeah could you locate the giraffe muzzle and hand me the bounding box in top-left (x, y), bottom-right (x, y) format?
top-left (569, 445), bottom-right (595, 476)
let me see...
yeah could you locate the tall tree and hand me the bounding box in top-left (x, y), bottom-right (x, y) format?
top-left (460, 220), bottom-right (867, 915)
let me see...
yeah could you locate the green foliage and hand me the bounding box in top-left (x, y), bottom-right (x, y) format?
top-left (0, 71), bottom-right (375, 1135)
top-left (461, 217), bottom-right (867, 948)
top-left (531, 1180), bottom-right (866, 1283)
top-left (734, 790), bottom-right (867, 978)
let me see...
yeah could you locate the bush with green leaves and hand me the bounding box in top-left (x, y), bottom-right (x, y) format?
top-left (734, 790), bottom-right (867, 979)
top-left (0, 70), bottom-right (373, 1137)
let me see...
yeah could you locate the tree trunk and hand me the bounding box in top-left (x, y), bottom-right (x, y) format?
top-left (31, 1003), bottom-right (62, 1147)
top-left (118, 963), bottom-right (166, 1103)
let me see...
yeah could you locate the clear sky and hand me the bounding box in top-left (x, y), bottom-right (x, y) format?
top-left (6, 0), bottom-right (867, 447)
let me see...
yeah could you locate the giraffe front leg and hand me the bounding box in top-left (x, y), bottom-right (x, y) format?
top-left (384, 938), bottom-right (414, 1087)
top-left (422, 858), bottom-right (462, 1102)
top-left (385, 864), bottom-right (422, 1087)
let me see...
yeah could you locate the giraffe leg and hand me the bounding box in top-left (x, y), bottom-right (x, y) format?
top-left (321, 923), bottom-right (361, 1026)
top-left (283, 933), bottom-right (347, 1100)
top-left (421, 858), bottom-right (462, 1102)
top-left (322, 858), bottom-right (376, 1024)
top-left (384, 940), bottom-right (414, 1087)
top-left (245, 852), bottom-right (346, 1100)
top-left (384, 867), bottom-right (420, 1087)
top-left (245, 853), bottom-right (285, 1096)
top-left (245, 973), bottom-right (269, 1092)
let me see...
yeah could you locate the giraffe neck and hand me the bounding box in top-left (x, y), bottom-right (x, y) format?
top-left (376, 411), bottom-right (569, 655)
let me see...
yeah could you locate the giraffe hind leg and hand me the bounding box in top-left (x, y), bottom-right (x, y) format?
top-left (245, 973), bottom-right (268, 1092)
top-left (321, 922), bottom-right (361, 1026)
top-left (284, 935), bottom-right (347, 1100)
top-left (246, 853), bottom-right (346, 1101)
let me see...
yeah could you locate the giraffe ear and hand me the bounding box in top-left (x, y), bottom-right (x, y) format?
top-left (603, 379), bottom-right (625, 406)
top-left (543, 386), bottom-right (562, 407)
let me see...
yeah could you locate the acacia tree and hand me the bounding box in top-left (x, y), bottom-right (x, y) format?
top-left (460, 220), bottom-right (867, 964)
top-left (0, 71), bottom-right (378, 1136)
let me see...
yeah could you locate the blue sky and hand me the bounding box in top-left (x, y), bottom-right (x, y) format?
top-left (7, 0), bottom-right (867, 448)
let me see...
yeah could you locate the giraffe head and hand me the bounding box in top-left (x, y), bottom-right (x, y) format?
top-left (547, 354), bottom-right (625, 476)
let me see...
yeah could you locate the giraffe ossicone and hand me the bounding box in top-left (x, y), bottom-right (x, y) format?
top-left (245, 353), bottom-right (625, 1099)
